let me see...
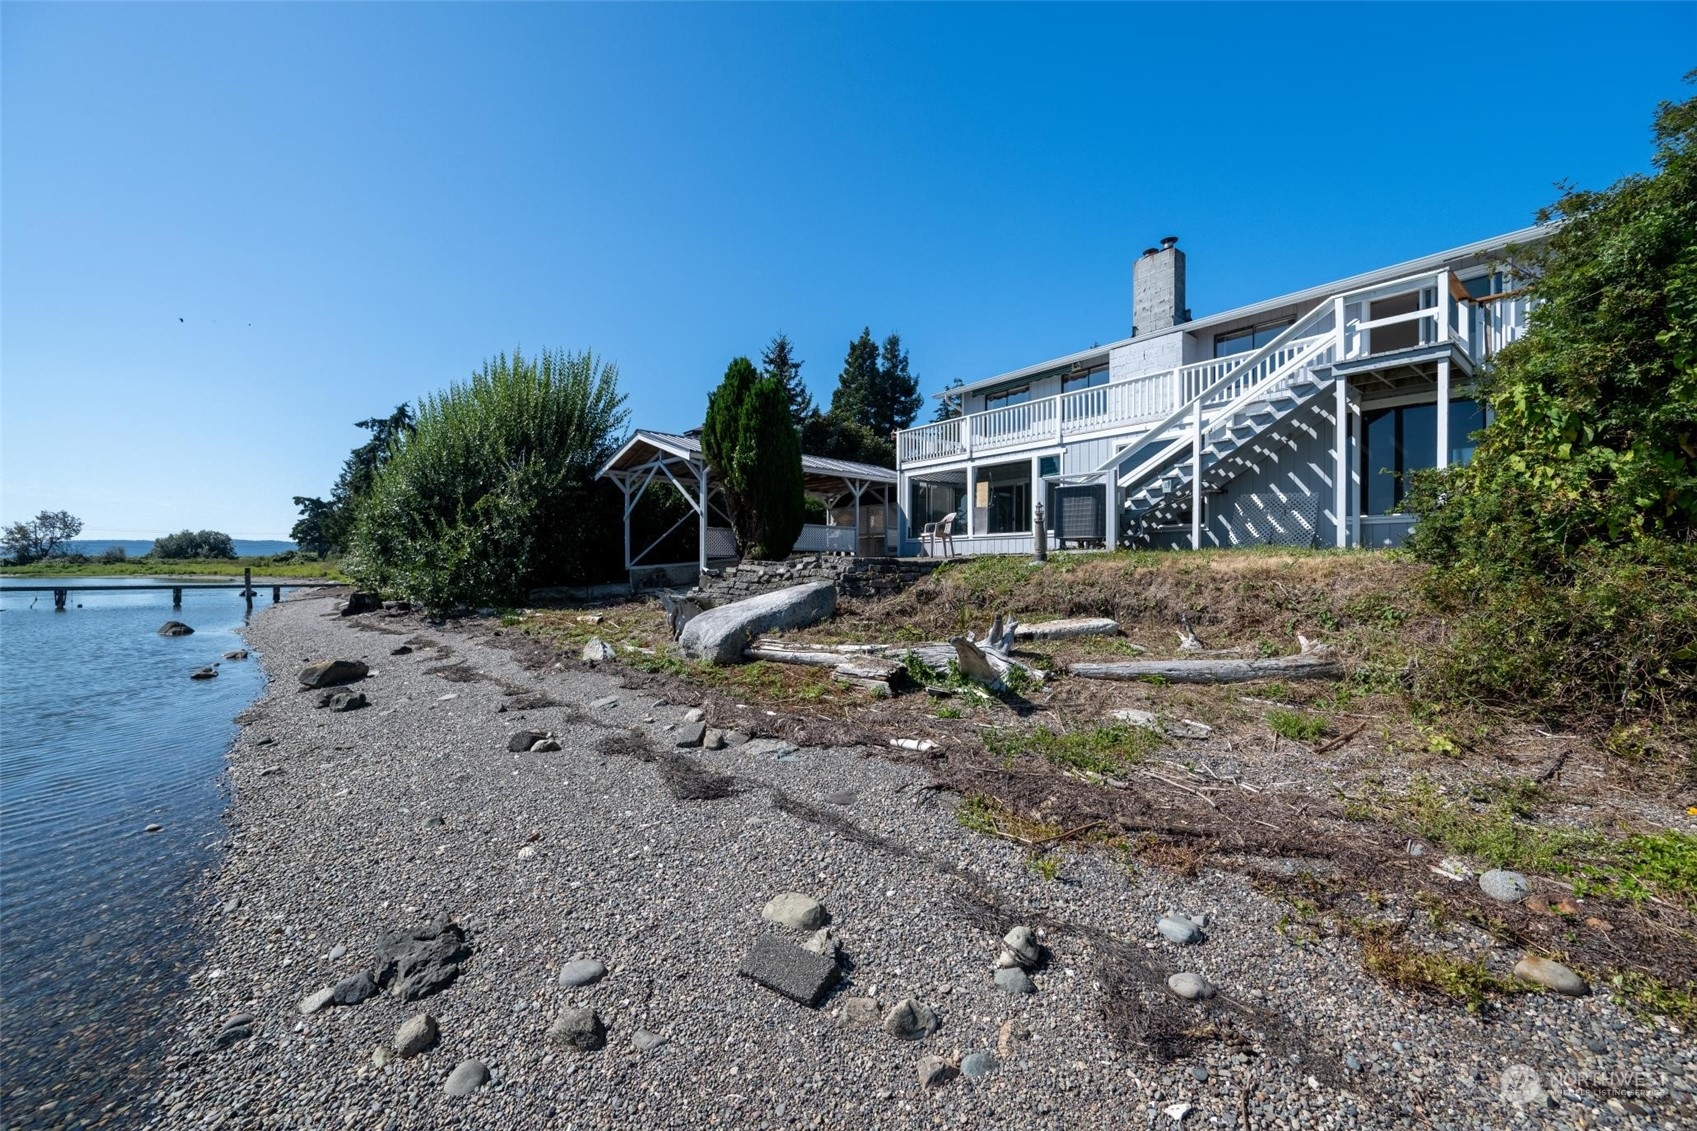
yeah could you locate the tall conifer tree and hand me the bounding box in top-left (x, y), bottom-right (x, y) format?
top-left (762, 332), bottom-right (811, 427)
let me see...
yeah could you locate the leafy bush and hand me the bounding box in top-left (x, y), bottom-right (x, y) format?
top-left (1408, 86), bottom-right (1697, 728)
top-left (348, 347), bottom-right (627, 610)
top-left (98, 545), bottom-right (127, 563)
top-left (151, 530), bottom-right (237, 559)
top-left (2, 510), bottom-right (83, 563)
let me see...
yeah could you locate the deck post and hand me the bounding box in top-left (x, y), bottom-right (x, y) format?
top-left (1191, 401), bottom-right (1203, 550)
top-left (1334, 374), bottom-right (1350, 548)
top-left (1435, 358), bottom-right (1451, 470)
top-left (172, 587), bottom-right (183, 608)
top-left (696, 461), bottom-right (710, 573)
top-left (1103, 473), bottom-right (1119, 552)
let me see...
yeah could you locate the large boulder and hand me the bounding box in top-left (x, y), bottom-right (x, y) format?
top-left (298, 659), bottom-right (369, 689)
top-left (158, 621), bottom-right (194, 636)
top-left (678, 582), bottom-right (836, 665)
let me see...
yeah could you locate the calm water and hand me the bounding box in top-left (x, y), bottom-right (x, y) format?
top-left (0, 580), bottom-right (272, 1128)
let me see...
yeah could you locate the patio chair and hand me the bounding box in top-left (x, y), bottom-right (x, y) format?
top-left (922, 512), bottom-right (957, 557)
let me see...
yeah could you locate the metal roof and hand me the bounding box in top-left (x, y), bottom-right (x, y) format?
top-left (598, 430), bottom-right (897, 485)
top-left (941, 224), bottom-right (1551, 400)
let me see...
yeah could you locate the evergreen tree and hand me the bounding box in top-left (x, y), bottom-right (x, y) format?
top-left (702, 358), bottom-right (805, 560)
top-left (830, 327), bottom-right (881, 428)
top-left (762, 332), bottom-right (811, 427)
top-left (875, 332), bottom-right (923, 437)
top-left (933, 377), bottom-right (965, 422)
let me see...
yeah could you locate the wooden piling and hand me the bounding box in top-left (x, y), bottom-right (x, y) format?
top-left (272, 585), bottom-right (281, 603)
top-left (243, 568), bottom-right (253, 610)
top-left (53, 588), bottom-right (68, 611)
top-left (172, 587), bottom-right (183, 608)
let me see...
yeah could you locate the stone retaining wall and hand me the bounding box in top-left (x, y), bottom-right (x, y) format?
top-left (693, 555), bottom-right (940, 603)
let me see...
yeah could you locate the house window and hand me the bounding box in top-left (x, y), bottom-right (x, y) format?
top-left (1361, 399), bottom-right (1486, 514)
top-left (979, 463), bottom-right (1031, 534)
top-left (1038, 455), bottom-right (1061, 478)
top-left (1061, 367), bottom-right (1108, 393)
top-left (983, 385), bottom-right (1031, 411)
top-left (910, 481), bottom-right (964, 532)
top-left (1213, 320), bottom-right (1293, 359)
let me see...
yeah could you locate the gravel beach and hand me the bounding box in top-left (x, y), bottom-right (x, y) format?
top-left (147, 591), bottom-right (1694, 1130)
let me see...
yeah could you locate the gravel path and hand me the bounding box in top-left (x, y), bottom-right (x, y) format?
top-left (147, 592), bottom-right (1694, 1130)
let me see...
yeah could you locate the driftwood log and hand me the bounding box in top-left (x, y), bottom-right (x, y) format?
top-left (743, 640), bottom-right (905, 695)
top-left (1071, 637), bottom-right (1342, 684)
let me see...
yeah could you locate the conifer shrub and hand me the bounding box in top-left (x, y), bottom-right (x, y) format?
top-left (702, 357), bottom-right (805, 560)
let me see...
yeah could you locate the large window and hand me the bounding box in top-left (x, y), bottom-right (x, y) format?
top-left (978, 463), bottom-right (1031, 534)
top-left (1061, 367), bottom-right (1108, 393)
top-left (1214, 319), bottom-right (1293, 359)
top-left (911, 481), bottom-right (964, 531)
top-left (1362, 399), bottom-right (1486, 514)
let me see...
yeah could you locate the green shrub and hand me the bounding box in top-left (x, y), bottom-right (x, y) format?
top-left (702, 357), bottom-right (804, 560)
top-left (151, 530), bottom-right (237, 559)
top-left (1267, 709), bottom-right (1328, 742)
top-left (349, 347), bottom-right (627, 609)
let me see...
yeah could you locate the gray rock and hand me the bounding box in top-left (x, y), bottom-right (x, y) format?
top-left (590, 696), bottom-right (619, 709)
top-left (1513, 955), bottom-right (1589, 996)
top-left (327, 943), bottom-right (347, 960)
top-left (960, 1052), bottom-right (999, 1078)
top-left (1481, 869), bottom-right (1531, 903)
top-left (558, 958), bottom-right (606, 988)
top-left (632, 1030), bottom-right (666, 1052)
top-left (1157, 915), bottom-right (1202, 945)
top-left (332, 970), bottom-right (378, 1005)
top-left (674, 721), bottom-right (706, 748)
top-left (762, 892), bottom-right (825, 930)
top-left (507, 731), bottom-right (546, 752)
top-left (1167, 972), bottom-right (1215, 1000)
top-left (1189, 1065), bottom-right (1209, 1082)
top-left (800, 928), bottom-right (838, 959)
top-left (547, 1006), bottom-right (605, 1052)
top-left (993, 966), bottom-right (1036, 994)
top-left (838, 997), bottom-right (881, 1028)
top-left (328, 690), bottom-right (367, 712)
top-left (678, 582), bottom-right (837, 665)
top-left (390, 644), bottom-right (413, 656)
top-left (189, 667), bottom-right (218, 680)
top-left (683, 707), bottom-right (705, 723)
top-left (210, 1013), bottom-right (254, 1049)
top-left (723, 730), bottom-right (750, 747)
top-left (144, 823), bottom-right (164, 833)
top-left (298, 986), bottom-right (337, 1014)
top-left (222, 896), bottom-right (241, 914)
top-left (371, 1046), bottom-right (395, 1069)
top-left (158, 620), bottom-right (194, 636)
top-left (703, 728), bottom-right (726, 750)
top-left (736, 933), bottom-right (837, 1007)
top-left (580, 638), bottom-right (615, 664)
top-left (444, 1059), bottom-right (489, 1096)
top-left (883, 998), bottom-right (939, 1040)
top-left (393, 1013), bottom-right (439, 1058)
top-left (373, 916), bottom-right (470, 1001)
top-left (1001, 925), bottom-right (1041, 969)
top-left (823, 789), bottom-right (856, 806)
top-left (529, 738), bottom-right (561, 753)
top-left (222, 649), bottom-right (248, 660)
top-left (917, 1055), bottom-right (957, 1088)
top-left (297, 659), bottom-right (368, 689)
top-left (339, 592), bottom-right (381, 616)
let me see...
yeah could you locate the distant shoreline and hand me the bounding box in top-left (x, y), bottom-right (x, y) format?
top-left (0, 557), bottom-right (349, 582)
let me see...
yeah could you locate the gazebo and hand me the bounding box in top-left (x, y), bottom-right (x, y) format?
top-left (596, 430), bottom-right (898, 578)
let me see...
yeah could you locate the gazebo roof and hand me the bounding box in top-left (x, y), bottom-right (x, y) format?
top-left (597, 429), bottom-right (897, 493)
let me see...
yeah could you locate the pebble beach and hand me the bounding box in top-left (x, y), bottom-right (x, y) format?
top-left (144, 590), bottom-right (1694, 1130)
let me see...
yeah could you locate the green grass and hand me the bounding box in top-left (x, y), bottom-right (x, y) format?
top-left (985, 723), bottom-right (1160, 775)
top-left (1266, 708), bottom-right (1328, 742)
top-left (1608, 970), bottom-right (1697, 1027)
top-left (954, 793), bottom-right (1060, 843)
top-left (1344, 919), bottom-right (1536, 1012)
top-left (1, 555), bottom-right (348, 580)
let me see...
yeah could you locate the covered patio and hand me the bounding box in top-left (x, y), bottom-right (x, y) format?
top-left (596, 430), bottom-right (899, 581)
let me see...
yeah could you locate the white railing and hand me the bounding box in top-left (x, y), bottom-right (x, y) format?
top-left (794, 524), bottom-right (858, 554)
top-left (975, 397), bottom-right (1057, 447)
top-left (1474, 292), bottom-right (1531, 360)
top-left (898, 415), bottom-right (966, 463)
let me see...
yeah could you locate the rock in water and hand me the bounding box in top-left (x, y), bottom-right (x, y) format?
top-left (373, 917), bottom-right (470, 1001)
top-left (222, 649), bottom-right (248, 660)
top-left (1480, 869), bottom-right (1531, 903)
top-left (158, 621), bottom-right (194, 636)
top-left (677, 583), bottom-right (838, 665)
top-left (1513, 956), bottom-right (1589, 996)
top-left (557, 959), bottom-right (606, 988)
top-left (444, 1059), bottom-right (489, 1096)
top-left (393, 1013), bottom-right (438, 1057)
top-left (547, 1006), bottom-right (605, 1052)
top-left (1167, 972), bottom-right (1215, 1000)
top-left (882, 998), bottom-right (939, 1040)
top-left (298, 659), bottom-right (369, 689)
top-left (762, 892), bottom-right (825, 930)
top-left (189, 667), bottom-right (218, 680)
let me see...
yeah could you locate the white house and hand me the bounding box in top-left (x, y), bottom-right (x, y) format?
top-left (896, 227), bottom-right (1543, 555)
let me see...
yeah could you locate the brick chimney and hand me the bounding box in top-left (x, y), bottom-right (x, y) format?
top-left (1132, 235), bottom-right (1188, 336)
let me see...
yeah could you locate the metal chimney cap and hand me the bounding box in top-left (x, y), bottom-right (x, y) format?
top-left (1141, 247), bottom-right (1160, 258)
top-left (1160, 235), bottom-right (1179, 250)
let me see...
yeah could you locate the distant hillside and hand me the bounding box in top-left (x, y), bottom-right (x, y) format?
top-left (65, 539), bottom-right (298, 558)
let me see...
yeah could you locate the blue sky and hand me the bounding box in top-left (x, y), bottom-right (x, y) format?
top-left (3, 2), bottom-right (1692, 540)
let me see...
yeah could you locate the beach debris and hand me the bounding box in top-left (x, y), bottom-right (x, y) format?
top-left (678, 583), bottom-right (837, 665)
top-left (1013, 617), bottom-right (1121, 641)
top-left (738, 933), bottom-right (839, 1006)
top-left (298, 659), bottom-right (369, 689)
top-left (1071, 635), bottom-right (1340, 684)
top-left (889, 738), bottom-right (938, 753)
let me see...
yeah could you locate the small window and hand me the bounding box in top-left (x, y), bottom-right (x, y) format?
top-left (983, 385), bottom-right (1031, 411)
top-left (1462, 273), bottom-right (1502, 300)
top-left (1062, 367), bottom-right (1108, 393)
top-left (1213, 319), bottom-right (1293, 359)
top-left (1039, 455), bottom-right (1061, 478)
